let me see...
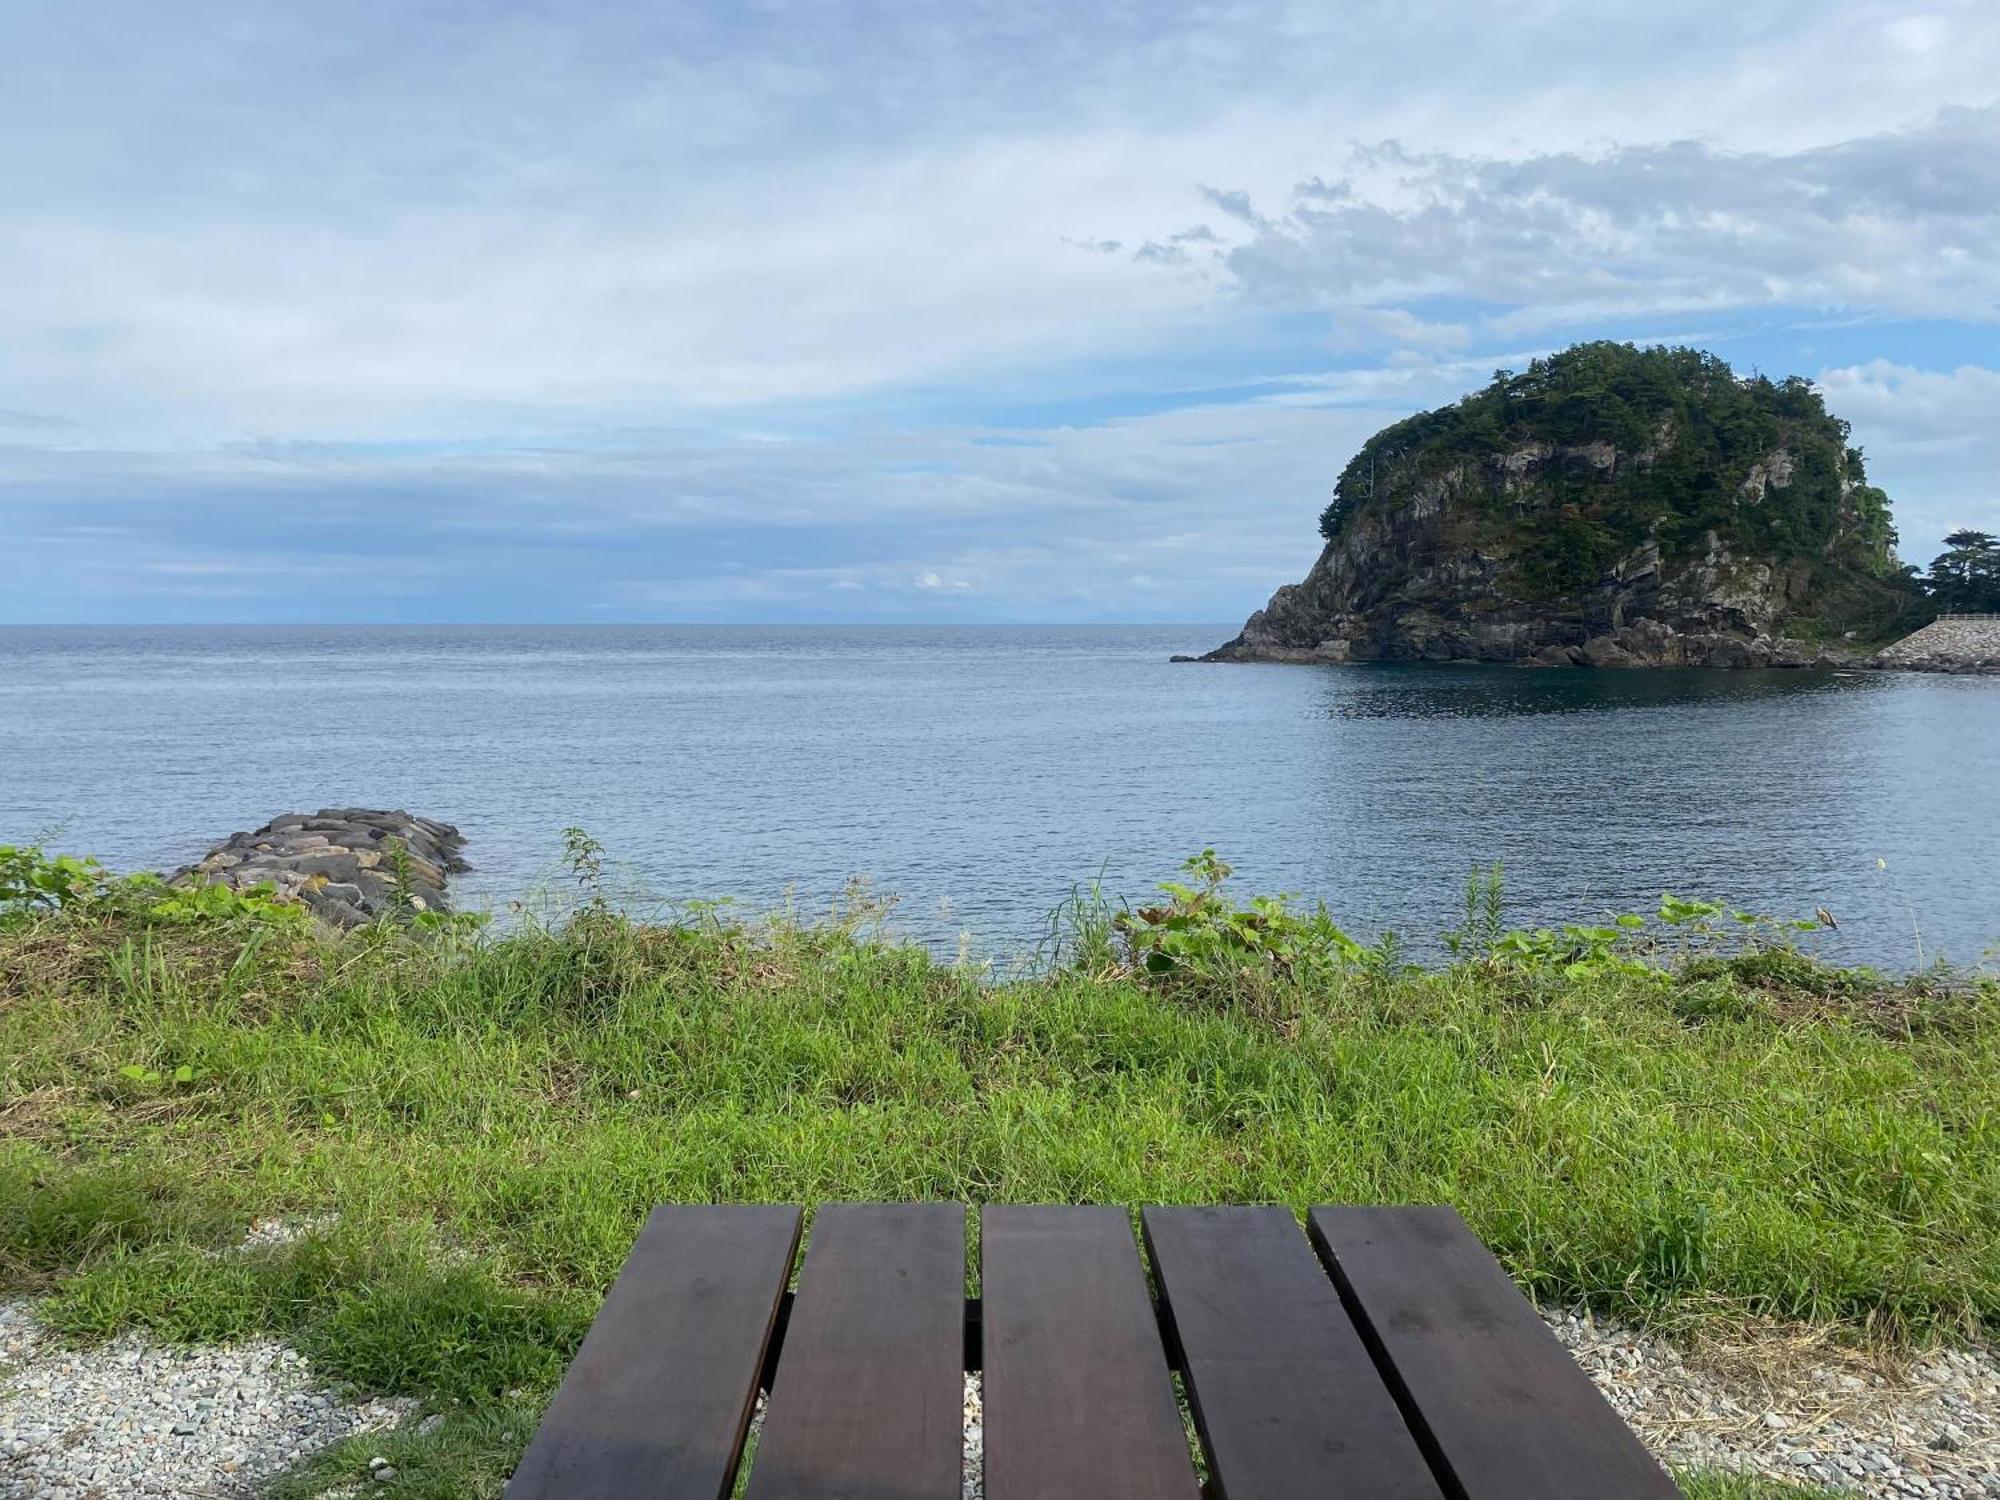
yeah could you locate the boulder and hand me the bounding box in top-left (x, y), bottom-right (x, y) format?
top-left (1580, 635), bottom-right (1638, 668)
top-left (168, 811), bottom-right (467, 927)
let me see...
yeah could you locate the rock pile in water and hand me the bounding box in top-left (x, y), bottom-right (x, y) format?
top-left (171, 810), bottom-right (468, 927)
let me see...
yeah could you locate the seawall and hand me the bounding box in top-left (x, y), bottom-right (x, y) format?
top-left (1873, 617), bottom-right (2000, 674)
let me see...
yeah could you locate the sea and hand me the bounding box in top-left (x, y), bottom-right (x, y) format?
top-left (3, 624), bottom-right (1996, 970)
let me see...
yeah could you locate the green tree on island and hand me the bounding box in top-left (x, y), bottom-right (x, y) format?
top-left (1315, 343), bottom-right (1902, 583)
top-left (1926, 529), bottom-right (2000, 612)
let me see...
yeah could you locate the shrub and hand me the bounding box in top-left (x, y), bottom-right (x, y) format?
top-left (0, 843), bottom-right (111, 916)
top-left (1113, 850), bottom-right (1370, 1005)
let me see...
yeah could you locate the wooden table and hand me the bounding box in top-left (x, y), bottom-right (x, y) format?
top-left (506, 1203), bottom-right (1682, 1499)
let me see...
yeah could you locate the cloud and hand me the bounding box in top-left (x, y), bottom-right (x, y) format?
top-left (7, 2), bottom-right (1999, 443)
top-left (1180, 106), bottom-right (2000, 338)
top-left (1321, 307), bottom-right (1473, 355)
top-left (0, 396), bottom-right (1394, 622)
top-left (1812, 361), bottom-right (2000, 560)
top-left (0, 408), bottom-right (73, 430)
top-left (2, 2), bottom-right (1997, 620)
top-left (5, 340), bottom-right (1982, 622)
top-left (1197, 187), bottom-right (1262, 224)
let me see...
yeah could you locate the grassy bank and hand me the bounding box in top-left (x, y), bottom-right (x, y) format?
top-left (2, 848), bottom-right (1995, 1496)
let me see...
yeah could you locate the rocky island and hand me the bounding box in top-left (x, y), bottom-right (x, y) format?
top-left (1195, 343), bottom-right (1922, 667)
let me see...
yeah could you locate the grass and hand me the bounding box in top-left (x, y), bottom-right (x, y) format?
top-left (1, 876), bottom-right (1994, 1498)
top-left (1678, 1478), bottom-right (1860, 1500)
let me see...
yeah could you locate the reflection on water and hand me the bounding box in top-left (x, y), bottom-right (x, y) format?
top-left (1317, 664), bottom-right (1875, 720)
top-left (1, 626), bottom-right (1995, 969)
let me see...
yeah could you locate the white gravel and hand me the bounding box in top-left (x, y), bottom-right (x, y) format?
top-left (6, 1288), bottom-right (1996, 1499)
top-left (231, 1215), bottom-right (341, 1255)
top-left (1545, 1308), bottom-right (2000, 1499)
top-left (0, 1301), bottom-right (411, 1499)
top-left (962, 1372), bottom-right (983, 1500)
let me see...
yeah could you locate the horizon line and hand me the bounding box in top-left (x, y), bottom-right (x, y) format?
top-left (0, 619), bottom-right (1243, 629)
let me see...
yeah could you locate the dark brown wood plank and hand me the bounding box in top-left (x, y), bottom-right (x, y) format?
top-left (982, 1205), bottom-right (1199, 1500)
top-left (1142, 1206), bottom-right (1443, 1500)
top-left (743, 1203), bottom-right (965, 1500)
top-left (507, 1203), bottom-right (801, 1500)
top-left (1309, 1205), bottom-right (1682, 1500)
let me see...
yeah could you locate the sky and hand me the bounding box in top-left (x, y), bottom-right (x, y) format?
top-left (2, 1), bottom-right (1997, 624)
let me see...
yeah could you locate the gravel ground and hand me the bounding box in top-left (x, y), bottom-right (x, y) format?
top-left (1546, 1308), bottom-right (2000, 1498)
top-left (0, 1302), bottom-right (411, 1499)
top-left (6, 1290), bottom-right (1995, 1499)
top-left (962, 1373), bottom-right (983, 1499)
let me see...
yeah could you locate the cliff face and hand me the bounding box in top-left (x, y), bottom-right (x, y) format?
top-left (1201, 344), bottom-right (1917, 667)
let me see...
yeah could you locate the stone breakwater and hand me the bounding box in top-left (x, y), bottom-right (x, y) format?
top-left (171, 810), bottom-right (468, 928)
top-left (1872, 617), bottom-right (2000, 675)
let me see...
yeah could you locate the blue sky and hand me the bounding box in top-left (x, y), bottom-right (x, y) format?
top-left (3, 1), bottom-right (1997, 623)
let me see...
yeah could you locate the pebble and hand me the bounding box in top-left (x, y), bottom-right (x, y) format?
top-left (963, 1372), bottom-right (983, 1500)
top-left (232, 1214), bottom-right (343, 1254)
top-left (0, 1300), bottom-right (411, 1499)
top-left (1542, 1307), bottom-right (2000, 1499)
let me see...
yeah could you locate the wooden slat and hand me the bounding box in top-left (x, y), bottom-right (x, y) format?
top-left (1309, 1206), bottom-right (1682, 1499)
top-left (982, 1205), bottom-right (1200, 1500)
top-left (743, 1203), bottom-right (965, 1500)
top-left (1142, 1206), bottom-right (1443, 1499)
top-left (507, 1203), bottom-right (801, 1500)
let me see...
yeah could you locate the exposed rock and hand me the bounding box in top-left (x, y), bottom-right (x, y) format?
top-left (1204, 506), bottom-right (1878, 670)
top-left (1581, 633), bottom-right (1640, 669)
top-left (1529, 644), bottom-right (1584, 667)
top-left (169, 810), bottom-right (467, 927)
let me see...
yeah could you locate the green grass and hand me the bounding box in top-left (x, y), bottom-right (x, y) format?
top-left (1678, 1476), bottom-right (1859, 1500)
top-left (1, 897), bottom-right (1994, 1498)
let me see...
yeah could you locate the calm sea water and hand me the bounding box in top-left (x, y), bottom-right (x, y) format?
top-left (3, 625), bottom-right (1996, 969)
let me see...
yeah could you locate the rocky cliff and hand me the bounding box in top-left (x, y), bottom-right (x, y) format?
top-left (1198, 344), bottom-right (1919, 667)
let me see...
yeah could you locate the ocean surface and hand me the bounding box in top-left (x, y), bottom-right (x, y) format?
top-left (3, 625), bottom-right (1997, 970)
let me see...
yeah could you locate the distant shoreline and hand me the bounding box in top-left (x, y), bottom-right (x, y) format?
top-left (1177, 614), bottom-right (2000, 674)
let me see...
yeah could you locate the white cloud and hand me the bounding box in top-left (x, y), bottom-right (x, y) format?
top-left (1179, 107), bottom-right (2000, 338)
top-left (2, 2), bottom-right (1997, 619)
top-left (4, 3), bottom-right (1999, 445)
top-left (1813, 361), bottom-right (2000, 560)
top-left (0, 396), bottom-right (1392, 620)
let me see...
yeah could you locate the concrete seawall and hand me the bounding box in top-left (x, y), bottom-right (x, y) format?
top-left (1874, 616), bottom-right (2000, 674)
